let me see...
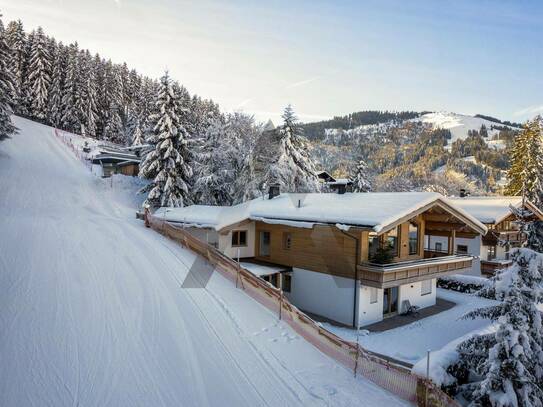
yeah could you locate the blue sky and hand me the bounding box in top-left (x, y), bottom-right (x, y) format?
top-left (0, 0), bottom-right (542, 123)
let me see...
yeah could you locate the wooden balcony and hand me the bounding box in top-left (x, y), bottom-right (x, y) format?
top-left (358, 255), bottom-right (474, 289)
top-left (481, 259), bottom-right (512, 276)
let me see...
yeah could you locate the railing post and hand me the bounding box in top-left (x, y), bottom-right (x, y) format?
top-left (279, 290), bottom-right (283, 320)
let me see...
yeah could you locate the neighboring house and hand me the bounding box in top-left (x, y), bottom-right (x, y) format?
top-left (156, 189), bottom-right (486, 328)
top-left (90, 146), bottom-right (141, 177)
top-left (316, 170), bottom-right (354, 193)
top-left (447, 196), bottom-right (543, 276)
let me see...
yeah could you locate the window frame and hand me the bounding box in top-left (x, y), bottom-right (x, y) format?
top-left (386, 226), bottom-right (400, 257)
top-left (421, 280), bottom-right (432, 296)
top-left (231, 230), bottom-right (248, 247)
top-left (369, 287), bottom-right (378, 304)
top-left (457, 244), bottom-right (469, 255)
top-left (408, 221), bottom-right (420, 255)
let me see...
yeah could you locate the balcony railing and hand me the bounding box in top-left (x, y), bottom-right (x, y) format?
top-left (358, 254), bottom-right (474, 288)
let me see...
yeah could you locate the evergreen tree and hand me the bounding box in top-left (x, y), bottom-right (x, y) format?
top-left (46, 41), bottom-right (65, 127)
top-left (194, 118), bottom-right (234, 205)
top-left (60, 43), bottom-right (81, 132)
top-left (82, 54), bottom-right (99, 138)
top-left (451, 248), bottom-right (543, 406)
top-left (26, 27), bottom-right (51, 120)
top-left (506, 117), bottom-right (543, 206)
top-left (139, 72), bottom-right (193, 207)
top-left (351, 159), bottom-right (372, 192)
top-left (5, 20), bottom-right (27, 115)
top-left (103, 66), bottom-right (125, 143)
top-left (0, 15), bottom-right (17, 141)
top-left (261, 105), bottom-right (319, 193)
top-left (131, 121), bottom-right (145, 146)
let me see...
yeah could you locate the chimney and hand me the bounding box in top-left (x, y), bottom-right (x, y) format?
top-left (268, 183), bottom-right (280, 199)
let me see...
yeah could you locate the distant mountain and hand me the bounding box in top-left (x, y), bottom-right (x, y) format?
top-left (303, 110), bottom-right (521, 195)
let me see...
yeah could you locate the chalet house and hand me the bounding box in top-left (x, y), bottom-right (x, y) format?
top-left (156, 190), bottom-right (487, 327)
top-left (447, 196), bottom-right (543, 276)
top-left (90, 146), bottom-right (142, 177)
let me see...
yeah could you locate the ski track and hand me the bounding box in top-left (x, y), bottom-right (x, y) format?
top-left (0, 116), bottom-right (410, 407)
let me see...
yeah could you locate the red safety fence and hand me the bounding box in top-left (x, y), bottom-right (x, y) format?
top-left (146, 213), bottom-right (461, 407)
top-left (52, 128), bottom-right (92, 170)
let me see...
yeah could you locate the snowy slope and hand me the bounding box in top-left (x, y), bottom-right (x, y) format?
top-left (413, 112), bottom-right (516, 148)
top-left (0, 116), bottom-right (408, 406)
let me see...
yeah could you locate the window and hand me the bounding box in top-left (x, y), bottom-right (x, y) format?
top-left (421, 280), bottom-right (432, 296)
top-left (435, 242), bottom-right (443, 252)
top-left (282, 273), bottom-right (292, 292)
top-left (386, 226), bottom-right (399, 256)
top-left (259, 231), bottom-right (270, 257)
top-left (487, 245), bottom-right (496, 260)
top-left (408, 221), bottom-right (419, 255)
top-left (457, 244), bottom-right (468, 254)
top-left (369, 287), bottom-right (378, 304)
top-left (282, 232), bottom-right (292, 250)
top-left (231, 230), bottom-right (247, 247)
top-left (368, 233), bottom-right (379, 259)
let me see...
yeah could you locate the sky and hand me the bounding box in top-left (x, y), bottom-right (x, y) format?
top-left (0, 0), bottom-right (542, 124)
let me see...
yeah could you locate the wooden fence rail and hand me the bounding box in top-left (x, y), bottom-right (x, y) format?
top-left (146, 213), bottom-right (460, 407)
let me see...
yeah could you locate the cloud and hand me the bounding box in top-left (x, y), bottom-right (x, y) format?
top-left (234, 98), bottom-right (253, 109)
top-left (113, 0), bottom-right (122, 8)
top-left (513, 105), bottom-right (543, 117)
top-left (284, 76), bottom-right (320, 90)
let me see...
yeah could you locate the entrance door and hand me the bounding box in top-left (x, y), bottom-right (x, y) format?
top-left (259, 231), bottom-right (270, 257)
top-left (383, 287), bottom-right (399, 317)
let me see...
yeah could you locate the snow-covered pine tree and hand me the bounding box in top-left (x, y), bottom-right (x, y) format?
top-left (5, 20), bottom-right (27, 116)
top-left (262, 105), bottom-right (319, 193)
top-left (351, 159), bottom-right (372, 192)
top-left (139, 72), bottom-right (193, 207)
top-left (506, 117), bottom-right (543, 206)
top-left (194, 117), bottom-right (234, 205)
top-left (46, 41), bottom-right (65, 127)
top-left (103, 66), bottom-right (125, 143)
top-left (60, 42), bottom-right (82, 132)
top-left (451, 248), bottom-right (543, 406)
top-left (27, 27), bottom-right (51, 121)
top-left (82, 52), bottom-right (98, 138)
top-left (0, 15), bottom-right (17, 141)
top-left (131, 121), bottom-right (145, 146)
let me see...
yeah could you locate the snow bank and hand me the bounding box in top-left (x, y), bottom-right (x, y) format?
top-left (412, 324), bottom-right (497, 386)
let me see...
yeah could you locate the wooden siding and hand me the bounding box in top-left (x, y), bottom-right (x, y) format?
top-left (254, 222), bottom-right (358, 279)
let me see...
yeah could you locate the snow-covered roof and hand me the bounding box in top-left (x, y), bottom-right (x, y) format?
top-left (157, 192), bottom-right (487, 235)
top-left (447, 196), bottom-right (541, 224)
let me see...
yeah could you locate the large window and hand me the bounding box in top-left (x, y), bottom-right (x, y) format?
top-left (282, 273), bottom-right (292, 292)
top-left (487, 245), bottom-right (496, 260)
top-left (408, 221), bottom-right (419, 255)
top-left (231, 230), bottom-right (247, 247)
top-left (368, 233), bottom-right (379, 259)
top-left (421, 280), bottom-right (432, 296)
top-left (435, 242), bottom-right (443, 252)
top-left (386, 226), bottom-right (399, 256)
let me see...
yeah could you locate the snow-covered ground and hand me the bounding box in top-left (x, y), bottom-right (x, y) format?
top-left (323, 289), bottom-right (497, 365)
top-left (0, 116), bottom-right (409, 406)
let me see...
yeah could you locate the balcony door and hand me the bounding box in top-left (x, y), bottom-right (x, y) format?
top-left (259, 231), bottom-right (270, 257)
top-left (383, 287), bottom-right (399, 317)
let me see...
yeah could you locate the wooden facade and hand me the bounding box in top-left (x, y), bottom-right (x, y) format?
top-left (253, 204), bottom-right (478, 289)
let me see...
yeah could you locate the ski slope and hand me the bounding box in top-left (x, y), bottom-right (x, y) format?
top-left (0, 117), bottom-right (408, 407)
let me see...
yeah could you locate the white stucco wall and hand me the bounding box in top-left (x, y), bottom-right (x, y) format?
top-left (185, 227), bottom-right (219, 247)
top-left (398, 279), bottom-right (437, 313)
top-left (219, 222), bottom-right (256, 259)
top-left (358, 285), bottom-right (384, 327)
top-left (286, 268), bottom-right (357, 326)
top-left (424, 234), bottom-right (481, 276)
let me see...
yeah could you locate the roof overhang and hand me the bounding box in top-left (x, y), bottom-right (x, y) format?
top-left (376, 197), bottom-right (488, 236)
